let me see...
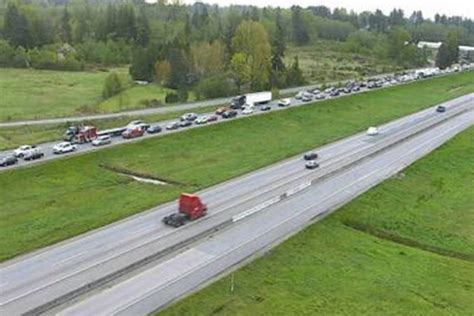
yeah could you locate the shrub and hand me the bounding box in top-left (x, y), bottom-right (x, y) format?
top-left (165, 93), bottom-right (179, 103)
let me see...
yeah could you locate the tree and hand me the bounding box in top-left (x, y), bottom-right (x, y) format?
top-left (129, 47), bottom-right (154, 82)
top-left (230, 52), bottom-right (251, 91)
top-left (286, 56), bottom-right (305, 86)
top-left (135, 11), bottom-right (150, 46)
top-left (436, 32), bottom-right (460, 69)
top-left (388, 27), bottom-right (411, 61)
top-left (271, 8), bottom-right (286, 87)
top-left (3, 3), bottom-right (32, 48)
top-left (291, 6), bottom-right (309, 45)
top-left (389, 9), bottom-right (405, 27)
top-left (60, 7), bottom-right (72, 44)
top-left (154, 60), bottom-right (172, 85)
top-left (102, 72), bottom-right (123, 98)
top-left (167, 48), bottom-right (193, 89)
top-left (231, 20), bottom-right (271, 90)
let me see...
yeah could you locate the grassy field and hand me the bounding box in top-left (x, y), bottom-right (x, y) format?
top-left (0, 71), bottom-right (473, 261)
top-left (286, 40), bottom-right (401, 84)
top-left (0, 105), bottom-right (217, 151)
top-left (159, 127), bottom-right (474, 316)
top-left (0, 68), bottom-right (180, 122)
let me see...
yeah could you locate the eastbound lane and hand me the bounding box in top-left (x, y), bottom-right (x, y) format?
top-left (58, 106), bottom-right (474, 316)
top-left (1, 97), bottom-right (472, 315)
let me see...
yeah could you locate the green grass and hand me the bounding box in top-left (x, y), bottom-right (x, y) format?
top-left (158, 127), bottom-right (474, 316)
top-left (286, 40), bottom-right (401, 84)
top-left (0, 68), bottom-right (181, 122)
top-left (0, 71), bottom-right (473, 261)
top-left (0, 105), bottom-right (217, 151)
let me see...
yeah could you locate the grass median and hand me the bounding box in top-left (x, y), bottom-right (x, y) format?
top-left (159, 126), bottom-right (474, 316)
top-left (0, 71), bottom-right (473, 262)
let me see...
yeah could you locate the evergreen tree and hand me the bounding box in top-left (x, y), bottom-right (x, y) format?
top-left (436, 32), bottom-right (460, 69)
top-left (3, 3), bottom-right (31, 48)
top-left (270, 8), bottom-right (286, 87)
top-left (60, 7), bottom-right (72, 43)
top-left (135, 11), bottom-right (150, 46)
top-left (291, 6), bottom-right (309, 46)
top-left (286, 56), bottom-right (305, 86)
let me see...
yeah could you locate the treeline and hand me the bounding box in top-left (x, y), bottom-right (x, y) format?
top-left (1, 0), bottom-right (473, 98)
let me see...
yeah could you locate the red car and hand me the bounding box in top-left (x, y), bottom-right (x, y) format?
top-left (207, 115), bottom-right (218, 122)
top-left (122, 127), bottom-right (144, 139)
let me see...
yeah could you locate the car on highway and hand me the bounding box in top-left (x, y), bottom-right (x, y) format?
top-left (303, 152), bottom-right (318, 160)
top-left (179, 120), bottom-right (193, 127)
top-left (329, 90), bottom-right (340, 97)
top-left (301, 94), bottom-right (312, 102)
top-left (53, 142), bottom-right (77, 154)
top-left (260, 104), bottom-right (271, 111)
top-left (14, 145), bottom-right (34, 158)
top-left (242, 107), bottom-right (253, 115)
top-left (147, 125), bottom-right (163, 134)
top-left (23, 147), bottom-right (44, 161)
top-left (305, 160), bottom-right (319, 169)
top-left (436, 105), bottom-right (447, 113)
top-left (181, 113), bottom-right (198, 121)
top-left (92, 135), bottom-right (112, 146)
top-left (0, 155), bottom-right (18, 167)
top-left (207, 115), bottom-right (218, 122)
top-left (195, 116), bottom-right (208, 124)
top-left (166, 122), bottom-right (180, 130)
top-left (278, 98), bottom-right (291, 107)
top-left (295, 91), bottom-right (304, 100)
top-left (367, 126), bottom-right (379, 136)
top-left (127, 120), bottom-right (150, 130)
top-left (222, 110), bottom-right (238, 119)
top-left (215, 107), bottom-right (229, 115)
top-left (122, 128), bottom-right (144, 139)
top-left (314, 93), bottom-right (326, 100)
top-left (310, 88), bottom-right (321, 95)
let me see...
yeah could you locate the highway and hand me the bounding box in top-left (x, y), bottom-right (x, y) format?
top-left (57, 109), bottom-right (474, 316)
top-left (0, 96), bottom-right (472, 315)
top-left (1, 81), bottom-right (473, 172)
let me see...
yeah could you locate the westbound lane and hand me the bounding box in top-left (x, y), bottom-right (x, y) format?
top-left (1, 98), bottom-right (472, 315)
top-left (57, 106), bottom-right (474, 316)
top-left (2, 78), bottom-right (472, 171)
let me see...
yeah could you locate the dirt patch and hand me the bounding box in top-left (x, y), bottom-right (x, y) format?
top-left (100, 163), bottom-right (197, 187)
top-left (343, 220), bottom-right (474, 262)
top-left (448, 85), bottom-right (464, 93)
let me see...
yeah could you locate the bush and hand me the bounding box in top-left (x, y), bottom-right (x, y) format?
top-left (102, 72), bottom-right (123, 98)
top-left (177, 89), bottom-right (189, 102)
top-left (165, 93), bottom-right (179, 103)
top-left (194, 75), bottom-right (237, 100)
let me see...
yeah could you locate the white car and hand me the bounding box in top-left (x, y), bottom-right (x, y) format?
top-left (53, 142), bottom-right (77, 154)
top-left (295, 91), bottom-right (304, 99)
top-left (92, 135), bottom-right (112, 146)
top-left (367, 127), bottom-right (379, 136)
top-left (195, 116), bottom-right (208, 124)
top-left (14, 145), bottom-right (34, 158)
top-left (242, 107), bottom-right (254, 115)
top-left (127, 120), bottom-right (149, 130)
top-left (278, 98), bottom-right (291, 107)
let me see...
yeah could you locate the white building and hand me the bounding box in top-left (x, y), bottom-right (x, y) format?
top-left (417, 41), bottom-right (474, 62)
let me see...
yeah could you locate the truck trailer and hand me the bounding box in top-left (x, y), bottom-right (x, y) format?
top-left (230, 91), bottom-right (272, 109)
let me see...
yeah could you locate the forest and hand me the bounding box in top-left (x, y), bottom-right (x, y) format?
top-left (1, 0), bottom-right (473, 99)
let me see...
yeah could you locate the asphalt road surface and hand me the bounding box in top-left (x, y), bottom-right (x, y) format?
top-left (0, 68), bottom-right (434, 128)
top-left (0, 97), bottom-right (472, 315)
top-left (58, 108), bottom-right (474, 316)
top-left (1, 84), bottom-right (472, 172)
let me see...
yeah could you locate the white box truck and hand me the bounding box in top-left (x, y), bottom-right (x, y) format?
top-left (231, 91), bottom-right (272, 109)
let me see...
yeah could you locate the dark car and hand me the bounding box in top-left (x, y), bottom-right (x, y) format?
top-left (179, 120), bottom-right (193, 127)
top-left (303, 152), bottom-right (318, 160)
top-left (207, 115), bottom-right (218, 122)
top-left (260, 104), bottom-right (271, 111)
top-left (0, 155), bottom-right (18, 167)
top-left (436, 106), bottom-right (447, 113)
top-left (147, 125), bottom-right (163, 134)
top-left (329, 90), bottom-right (340, 97)
top-left (222, 110), bottom-right (238, 119)
top-left (305, 160), bottom-right (319, 169)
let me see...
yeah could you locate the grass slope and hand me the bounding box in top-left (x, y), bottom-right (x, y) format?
top-left (0, 71), bottom-right (473, 261)
top-left (0, 68), bottom-right (177, 122)
top-left (159, 127), bottom-right (474, 316)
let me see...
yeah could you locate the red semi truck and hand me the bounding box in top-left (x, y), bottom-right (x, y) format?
top-left (163, 193), bottom-right (207, 227)
top-left (63, 126), bottom-right (98, 143)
